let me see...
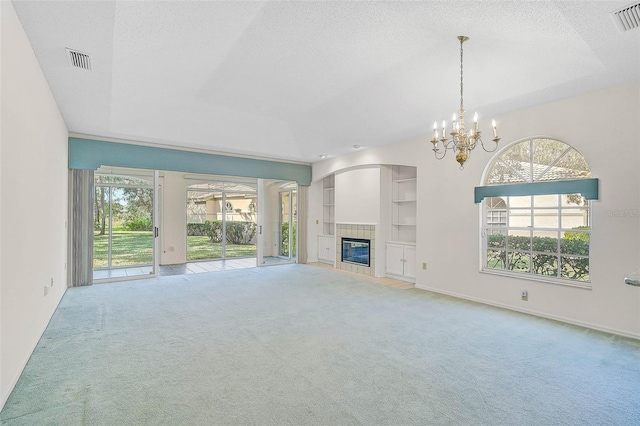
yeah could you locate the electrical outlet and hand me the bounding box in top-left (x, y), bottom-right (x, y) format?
top-left (521, 290), bottom-right (528, 301)
top-left (45, 277), bottom-right (54, 293)
top-left (316, 219), bottom-right (319, 224)
top-left (422, 262), bottom-right (427, 270)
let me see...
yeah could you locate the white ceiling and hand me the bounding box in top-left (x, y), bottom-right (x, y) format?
top-left (11, 0), bottom-right (640, 163)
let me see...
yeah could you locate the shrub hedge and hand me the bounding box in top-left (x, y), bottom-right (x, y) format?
top-left (187, 223), bottom-right (208, 236)
top-left (187, 221), bottom-right (256, 244)
top-left (487, 233), bottom-right (589, 281)
top-left (281, 222), bottom-right (296, 257)
top-left (124, 218), bottom-right (152, 231)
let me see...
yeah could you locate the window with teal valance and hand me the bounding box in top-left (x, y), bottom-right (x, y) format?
top-left (475, 178), bottom-right (598, 204)
top-left (479, 138), bottom-right (595, 285)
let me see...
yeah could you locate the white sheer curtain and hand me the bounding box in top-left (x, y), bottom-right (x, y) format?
top-left (69, 169), bottom-right (94, 287)
top-left (297, 185), bottom-right (309, 264)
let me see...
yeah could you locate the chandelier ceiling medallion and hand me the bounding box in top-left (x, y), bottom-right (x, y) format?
top-left (431, 36), bottom-right (500, 169)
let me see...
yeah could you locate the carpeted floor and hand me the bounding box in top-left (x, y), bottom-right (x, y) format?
top-left (1, 264), bottom-right (639, 425)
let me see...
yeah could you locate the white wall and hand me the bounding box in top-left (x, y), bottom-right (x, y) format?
top-left (335, 167), bottom-right (380, 225)
top-left (160, 172), bottom-right (188, 265)
top-left (1, 0), bottom-right (69, 408)
top-left (310, 81), bottom-right (640, 338)
top-left (378, 165), bottom-right (392, 274)
top-left (258, 180), bottom-right (281, 258)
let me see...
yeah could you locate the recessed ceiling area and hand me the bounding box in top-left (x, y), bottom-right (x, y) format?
top-left (11, 0), bottom-right (640, 163)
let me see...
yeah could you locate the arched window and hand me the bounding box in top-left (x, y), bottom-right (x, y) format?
top-left (480, 138), bottom-right (593, 285)
top-left (485, 138), bottom-right (590, 184)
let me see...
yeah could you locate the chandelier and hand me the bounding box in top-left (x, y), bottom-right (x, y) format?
top-left (431, 36), bottom-right (500, 169)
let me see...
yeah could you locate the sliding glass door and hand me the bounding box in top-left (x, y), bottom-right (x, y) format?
top-left (186, 179), bottom-right (258, 262)
top-left (257, 179), bottom-right (297, 265)
top-left (93, 169), bottom-right (158, 280)
top-left (279, 188), bottom-right (297, 260)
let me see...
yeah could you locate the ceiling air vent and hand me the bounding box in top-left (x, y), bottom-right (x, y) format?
top-left (611, 3), bottom-right (640, 32)
top-left (66, 48), bottom-right (92, 71)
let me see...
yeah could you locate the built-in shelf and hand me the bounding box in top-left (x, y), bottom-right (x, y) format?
top-left (322, 174), bottom-right (335, 236)
top-left (387, 165), bottom-right (416, 281)
top-left (391, 165), bottom-right (417, 243)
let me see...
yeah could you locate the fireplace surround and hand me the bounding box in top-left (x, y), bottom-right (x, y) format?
top-left (336, 223), bottom-right (375, 276)
top-left (341, 238), bottom-right (370, 267)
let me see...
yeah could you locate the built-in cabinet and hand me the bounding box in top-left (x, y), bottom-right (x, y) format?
top-left (318, 235), bottom-right (336, 265)
top-left (386, 242), bottom-right (416, 281)
top-left (387, 165), bottom-right (416, 282)
top-left (314, 168), bottom-right (418, 276)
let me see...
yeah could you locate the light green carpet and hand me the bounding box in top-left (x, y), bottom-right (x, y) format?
top-left (1, 264), bottom-right (639, 425)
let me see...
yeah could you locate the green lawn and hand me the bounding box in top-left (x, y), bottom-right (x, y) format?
top-left (187, 236), bottom-right (256, 260)
top-left (94, 231), bottom-right (153, 268)
top-left (94, 231), bottom-right (256, 268)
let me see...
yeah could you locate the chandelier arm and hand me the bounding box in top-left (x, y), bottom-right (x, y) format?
top-left (433, 138), bottom-right (459, 160)
top-left (433, 147), bottom-right (448, 160)
top-left (478, 136), bottom-right (500, 153)
top-left (443, 139), bottom-right (458, 152)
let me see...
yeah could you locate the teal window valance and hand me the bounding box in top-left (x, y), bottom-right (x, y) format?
top-left (474, 178), bottom-right (599, 204)
top-left (68, 137), bottom-right (312, 186)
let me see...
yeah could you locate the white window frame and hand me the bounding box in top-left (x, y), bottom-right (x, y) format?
top-left (479, 138), bottom-right (592, 288)
top-left (481, 194), bottom-right (591, 287)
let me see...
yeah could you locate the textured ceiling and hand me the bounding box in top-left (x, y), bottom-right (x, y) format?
top-left (11, 0), bottom-right (640, 163)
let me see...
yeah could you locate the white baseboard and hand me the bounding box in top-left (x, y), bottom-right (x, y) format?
top-left (414, 283), bottom-right (640, 340)
top-left (386, 273), bottom-right (415, 284)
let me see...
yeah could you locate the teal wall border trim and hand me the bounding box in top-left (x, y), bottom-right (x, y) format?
top-left (474, 178), bottom-right (599, 204)
top-left (69, 138), bottom-right (311, 185)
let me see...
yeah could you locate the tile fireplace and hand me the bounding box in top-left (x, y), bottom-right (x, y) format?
top-left (341, 237), bottom-right (370, 267)
top-left (336, 224), bottom-right (375, 276)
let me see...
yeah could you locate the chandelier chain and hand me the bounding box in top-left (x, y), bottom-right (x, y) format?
top-left (460, 37), bottom-right (464, 111)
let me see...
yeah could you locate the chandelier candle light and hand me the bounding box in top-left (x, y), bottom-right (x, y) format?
top-left (431, 36), bottom-right (500, 169)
